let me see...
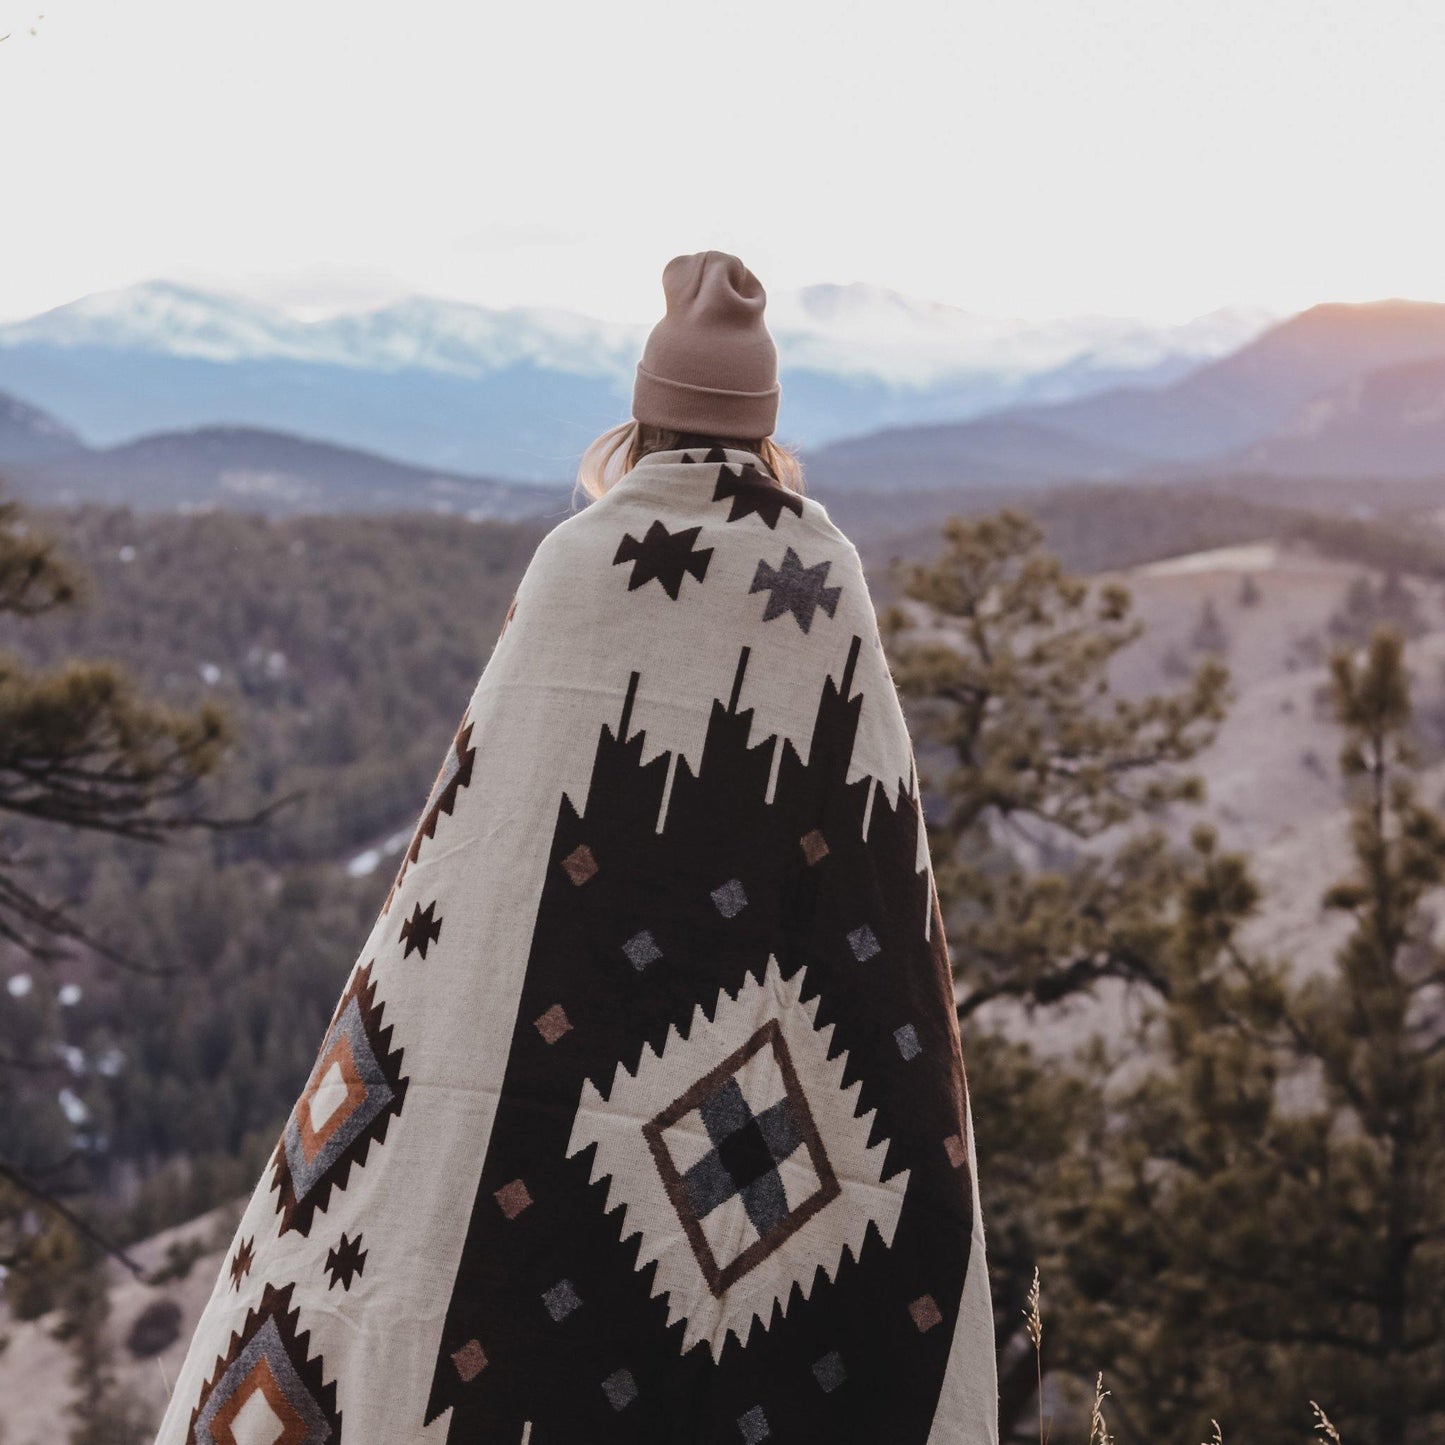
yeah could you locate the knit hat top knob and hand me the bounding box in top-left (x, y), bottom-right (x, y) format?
top-left (631, 250), bottom-right (781, 439)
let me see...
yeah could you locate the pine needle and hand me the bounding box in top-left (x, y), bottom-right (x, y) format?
top-left (1311, 1401), bottom-right (1342, 1444)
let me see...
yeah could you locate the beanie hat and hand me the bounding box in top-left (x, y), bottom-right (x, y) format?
top-left (632, 251), bottom-right (781, 439)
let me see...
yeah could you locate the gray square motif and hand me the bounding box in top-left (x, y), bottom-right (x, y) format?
top-left (894, 1022), bottom-right (922, 1061)
top-left (737, 1404), bottom-right (771, 1443)
top-left (622, 929), bottom-right (663, 971)
top-left (711, 878), bottom-right (749, 918)
top-left (542, 1278), bottom-right (581, 1322)
top-left (601, 1368), bottom-right (638, 1410)
top-left (846, 924), bottom-right (880, 961)
top-left (813, 1350), bottom-right (847, 1393)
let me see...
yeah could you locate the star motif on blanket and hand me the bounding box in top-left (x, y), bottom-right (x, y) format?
top-left (750, 547), bottom-right (842, 632)
top-left (400, 899), bottom-right (443, 960)
top-left (228, 1235), bottom-right (254, 1292)
top-left (712, 462), bottom-right (803, 529)
top-left (614, 521), bottom-right (713, 600)
top-left (567, 957), bottom-right (908, 1359)
top-left (324, 1231), bottom-right (368, 1291)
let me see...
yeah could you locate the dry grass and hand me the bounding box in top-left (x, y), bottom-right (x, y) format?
top-left (1311, 1402), bottom-right (1342, 1443)
top-left (1024, 1267), bottom-right (1345, 1444)
top-left (1087, 1374), bottom-right (1113, 1445)
top-left (1024, 1266), bottom-right (1045, 1443)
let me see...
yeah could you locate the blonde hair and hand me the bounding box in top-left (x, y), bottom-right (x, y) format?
top-left (574, 421), bottom-right (804, 504)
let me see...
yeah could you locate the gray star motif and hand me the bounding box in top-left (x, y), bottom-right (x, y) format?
top-left (749, 547), bottom-right (842, 633)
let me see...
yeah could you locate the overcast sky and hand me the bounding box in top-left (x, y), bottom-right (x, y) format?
top-left (4, 0), bottom-right (1444, 324)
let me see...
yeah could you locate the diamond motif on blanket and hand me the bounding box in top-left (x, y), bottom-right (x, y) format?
top-left (644, 1020), bottom-right (840, 1296)
top-left (567, 957), bottom-right (908, 1358)
top-left (187, 1282), bottom-right (339, 1445)
top-left (270, 962), bottom-right (408, 1235)
top-left (287, 1002), bottom-right (390, 1181)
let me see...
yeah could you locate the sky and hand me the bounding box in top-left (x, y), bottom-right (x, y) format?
top-left (3, 0), bottom-right (1445, 325)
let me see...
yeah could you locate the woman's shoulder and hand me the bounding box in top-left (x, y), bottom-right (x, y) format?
top-left (520, 495), bottom-right (613, 570)
top-left (794, 487), bottom-right (856, 550)
top-left (792, 490), bottom-right (869, 587)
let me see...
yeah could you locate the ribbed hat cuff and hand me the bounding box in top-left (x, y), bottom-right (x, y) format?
top-left (632, 364), bottom-right (780, 440)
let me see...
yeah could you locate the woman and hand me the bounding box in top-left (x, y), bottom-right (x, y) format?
top-left (157, 252), bottom-right (997, 1444)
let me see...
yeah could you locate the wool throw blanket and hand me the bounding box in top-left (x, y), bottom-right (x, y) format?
top-left (157, 447), bottom-right (998, 1445)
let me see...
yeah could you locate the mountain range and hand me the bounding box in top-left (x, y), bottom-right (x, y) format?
top-left (2, 424), bottom-right (566, 520)
top-left (0, 390), bottom-right (83, 463)
top-left (0, 281), bottom-right (1272, 479)
top-left (808, 299), bottom-right (1445, 490)
top-left (1234, 355), bottom-right (1445, 477)
top-left (5, 291), bottom-right (1445, 522)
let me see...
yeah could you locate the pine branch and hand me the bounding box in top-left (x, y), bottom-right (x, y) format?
top-left (0, 1156), bottom-right (147, 1280)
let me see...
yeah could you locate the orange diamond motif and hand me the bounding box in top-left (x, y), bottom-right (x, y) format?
top-left (188, 1282), bottom-right (339, 1442)
top-left (296, 1032), bottom-right (368, 1166)
top-left (210, 1354), bottom-right (309, 1442)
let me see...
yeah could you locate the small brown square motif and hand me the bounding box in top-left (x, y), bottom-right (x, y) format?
top-left (534, 1004), bottom-right (572, 1044)
top-left (452, 1338), bottom-right (488, 1381)
top-left (909, 1294), bottom-right (943, 1333)
top-left (494, 1178), bottom-right (533, 1219)
top-left (561, 844), bottom-right (598, 886)
top-left (944, 1133), bottom-right (968, 1169)
top-left (799, 828), bottom-right (830, 865)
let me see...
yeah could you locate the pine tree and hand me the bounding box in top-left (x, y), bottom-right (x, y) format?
top-left (883, 511), bottom-right (1226, 1018)
top-left (882, 511), bottom-right (1228, 1432)
top-left (1062, 629), bottom-right (1445, 1442)
top-left (1330, 571), bottom-right (1426, 645)
top-left (0, 492), bottom-right (231, 1272)
top-left (54, 1254), bottom-right (151, 1445)
top-left (1190, 597), bottom-right (1230, 656)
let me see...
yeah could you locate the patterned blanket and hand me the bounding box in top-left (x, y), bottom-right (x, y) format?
top-left (157, 447), bottom-right (998, 1444)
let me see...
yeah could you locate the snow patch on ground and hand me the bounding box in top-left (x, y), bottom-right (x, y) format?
top-left (345, 826), bottom-right (412, 878)
top-left (1137, 542), bottom-right (1280, 578)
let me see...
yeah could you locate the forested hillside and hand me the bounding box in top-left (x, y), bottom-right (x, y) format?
top-left (0, 506), bottom-right (541, 1246)
top-left (8, 483), bottom-right (1445, 1257)
top-left (5, 486), bottom-right (1445, 1441)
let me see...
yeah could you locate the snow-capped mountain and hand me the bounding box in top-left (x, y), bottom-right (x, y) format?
top-left (0, 282), bottom-right (646, 377)
top-left (766, 283), bottom-right (1274, 385)
top-left (1, 280), bottom-right (1273, 385)
top-left (0, 280), bottom-right (1277, 479)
